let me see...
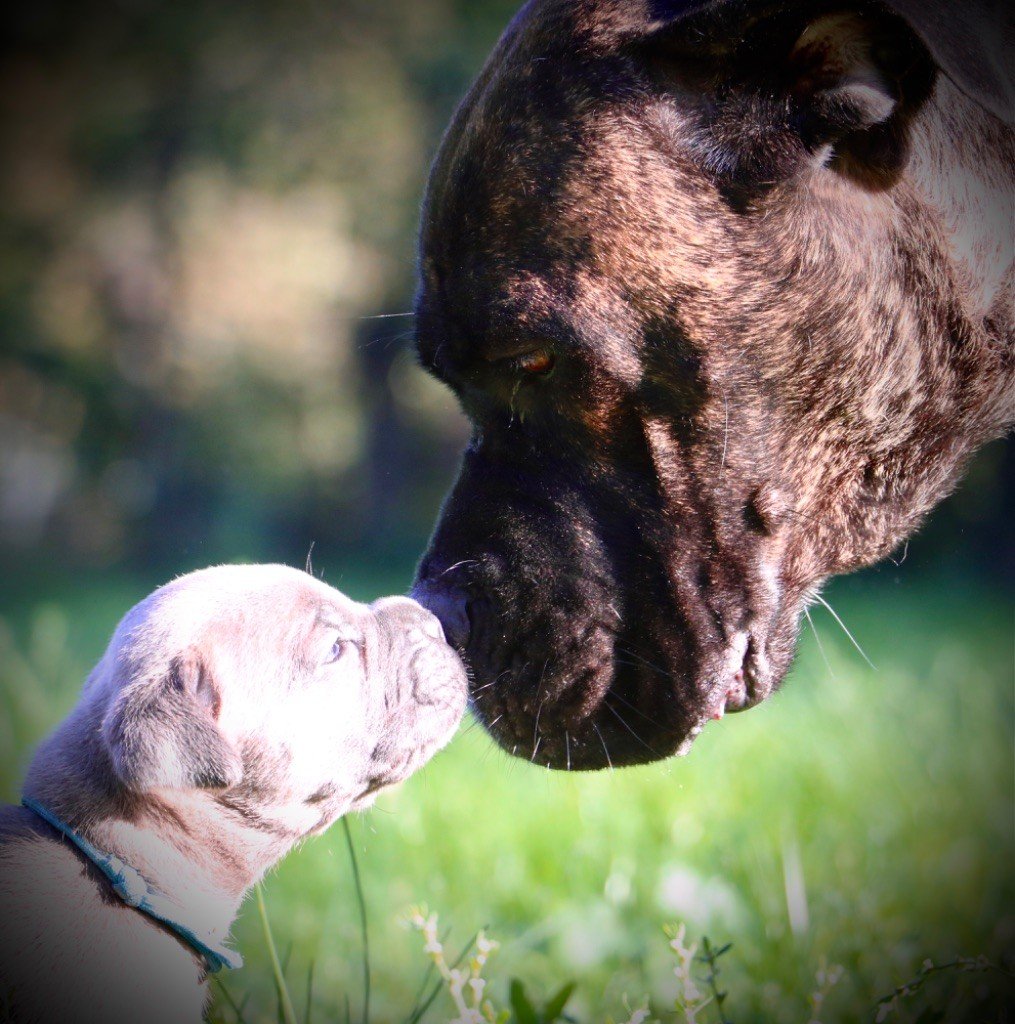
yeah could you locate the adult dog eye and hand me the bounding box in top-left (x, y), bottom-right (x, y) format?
top-left (512, 349), bottom-right (555, 377)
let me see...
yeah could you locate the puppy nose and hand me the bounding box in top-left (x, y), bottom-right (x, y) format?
top-left (411, 582), bottom-right (470, 650)
top-left (419, 611), bottom-right (445, 642)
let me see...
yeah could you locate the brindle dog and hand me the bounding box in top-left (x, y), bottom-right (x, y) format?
top-left (412, 0), bottom-right (1013, 769)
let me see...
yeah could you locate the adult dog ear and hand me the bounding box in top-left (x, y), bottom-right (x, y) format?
top-left (102, 649), bottom-right (243, 792)
top-left (644, 3), bottom-right (935, 192)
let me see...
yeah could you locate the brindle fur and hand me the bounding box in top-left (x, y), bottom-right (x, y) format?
top-left (413, 0), bottom-right (1013, 769)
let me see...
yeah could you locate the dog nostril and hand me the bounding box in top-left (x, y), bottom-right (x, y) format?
top-left (410, 582), bottom-right (470, 649)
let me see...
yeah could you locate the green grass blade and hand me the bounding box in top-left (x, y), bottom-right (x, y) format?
top-left (211, 977), bottom-right (250, 1024)
top-left (304, 960), bottom-right (315, 1024)
top-left (256, 884), bottom-right (299, 1024)
top-left (342, 817), bottom-right (370, 1024)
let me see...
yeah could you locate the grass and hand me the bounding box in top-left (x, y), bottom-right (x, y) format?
top-left (0, 561), bottom-right (1011, 1022)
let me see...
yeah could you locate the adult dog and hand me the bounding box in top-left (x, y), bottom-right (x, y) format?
top-left (412, 0), bottom-right (1013, 769)
top-left (0, 566), bottom-right (465, 1024)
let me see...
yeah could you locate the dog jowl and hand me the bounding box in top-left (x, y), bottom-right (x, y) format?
top-left (413, 0), bottom-right (1014, 769)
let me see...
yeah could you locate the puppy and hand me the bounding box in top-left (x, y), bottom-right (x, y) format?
top-left (0, 564), bottom-right (467, 1024)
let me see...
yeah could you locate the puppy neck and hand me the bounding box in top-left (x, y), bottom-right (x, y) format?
top-left (22, 701), bottom-right (293, 951)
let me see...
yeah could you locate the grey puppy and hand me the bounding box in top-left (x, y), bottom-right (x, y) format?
top-left (0, 564), bottom-right (467, 1024)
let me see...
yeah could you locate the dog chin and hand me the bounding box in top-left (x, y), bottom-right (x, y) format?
top-left (464, 617), bottom-right (787, 770)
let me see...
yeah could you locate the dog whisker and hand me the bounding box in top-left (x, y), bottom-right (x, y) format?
top-left (804, 607), bottom-right (834, 679)
top-left (814, 594), bottom-right (876, 670)
top-left (889, 540), bottom-right (910, 567)
top-left (613, 654), bottom-right (674, 684)
top-left (614, 646), bottom-right (675, 682)
top-left (592, 723), bottom-right (614, 771)
top-left (604, 687), bottom-right (666, 730)
top-left (603, 697), bottom-right (662, 759)
top-left (439, 559), bottom-right (480, 579)
top-left (532, 697), bottom-right (545, 751)
top-left (460, 717), bottom-right (483, 737)
top-left (471, 669), bottom-right (511, 695)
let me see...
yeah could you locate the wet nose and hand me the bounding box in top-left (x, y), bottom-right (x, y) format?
top-left (410, 581), bottom-right (470, 650)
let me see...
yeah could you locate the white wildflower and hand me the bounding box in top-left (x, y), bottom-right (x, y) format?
top-left (410, 910), bottom-right (504, 1024)
top-left (875, 996), bottom-right (898, 1022)
top-left (666, 923), bottom-right (710, 1022)
top-left (808, 958), bottom-right (844, 1023)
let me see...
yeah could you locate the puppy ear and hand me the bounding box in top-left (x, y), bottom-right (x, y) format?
top-left (102, 650), bottom-right (243, 792)
top-left (646, 4), bottom-right (934, 192)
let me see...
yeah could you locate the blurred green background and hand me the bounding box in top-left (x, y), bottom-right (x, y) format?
top-left (0, 1), bottom-right (1012, 1021)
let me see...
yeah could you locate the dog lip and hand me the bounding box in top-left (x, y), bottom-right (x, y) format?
top-left (707, 635), bottom-right (771, 722)
top-left (728, 638), bottom-right (773, 711)
top-left (721, 667), bottom-right (750, 714)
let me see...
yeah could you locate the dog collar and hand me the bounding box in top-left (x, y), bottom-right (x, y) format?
top-left (21, 796), bottom-right (243, 974)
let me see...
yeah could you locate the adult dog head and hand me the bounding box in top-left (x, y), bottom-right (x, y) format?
top-left (413, 0), bottom-right (1013, 769)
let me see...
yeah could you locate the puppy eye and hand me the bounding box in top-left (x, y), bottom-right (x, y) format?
top-left (511, 349), bottom-right (555, 377)
top-left (324, 638), bottom-right (356, 666)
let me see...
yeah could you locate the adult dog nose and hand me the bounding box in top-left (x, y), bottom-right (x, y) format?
top-left (410, 582), bottom-right (470, 650)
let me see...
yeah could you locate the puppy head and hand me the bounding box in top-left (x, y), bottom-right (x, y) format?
top-left (95, 565), bottom-right (466, 834)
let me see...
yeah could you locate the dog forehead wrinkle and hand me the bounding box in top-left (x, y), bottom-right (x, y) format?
top-left (314, 602), bottom-right (364, 643)
top-left (113, 565), bottom-right (344, 665)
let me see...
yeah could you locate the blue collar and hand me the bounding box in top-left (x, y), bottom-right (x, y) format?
top-left (21, 796), bottom-right (243, 974)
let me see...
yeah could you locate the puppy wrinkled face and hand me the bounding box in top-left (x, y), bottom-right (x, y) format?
top-left (101, 565), bottom-right (467, 837)
top-left (413, 1), bottom-right (997, 768)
